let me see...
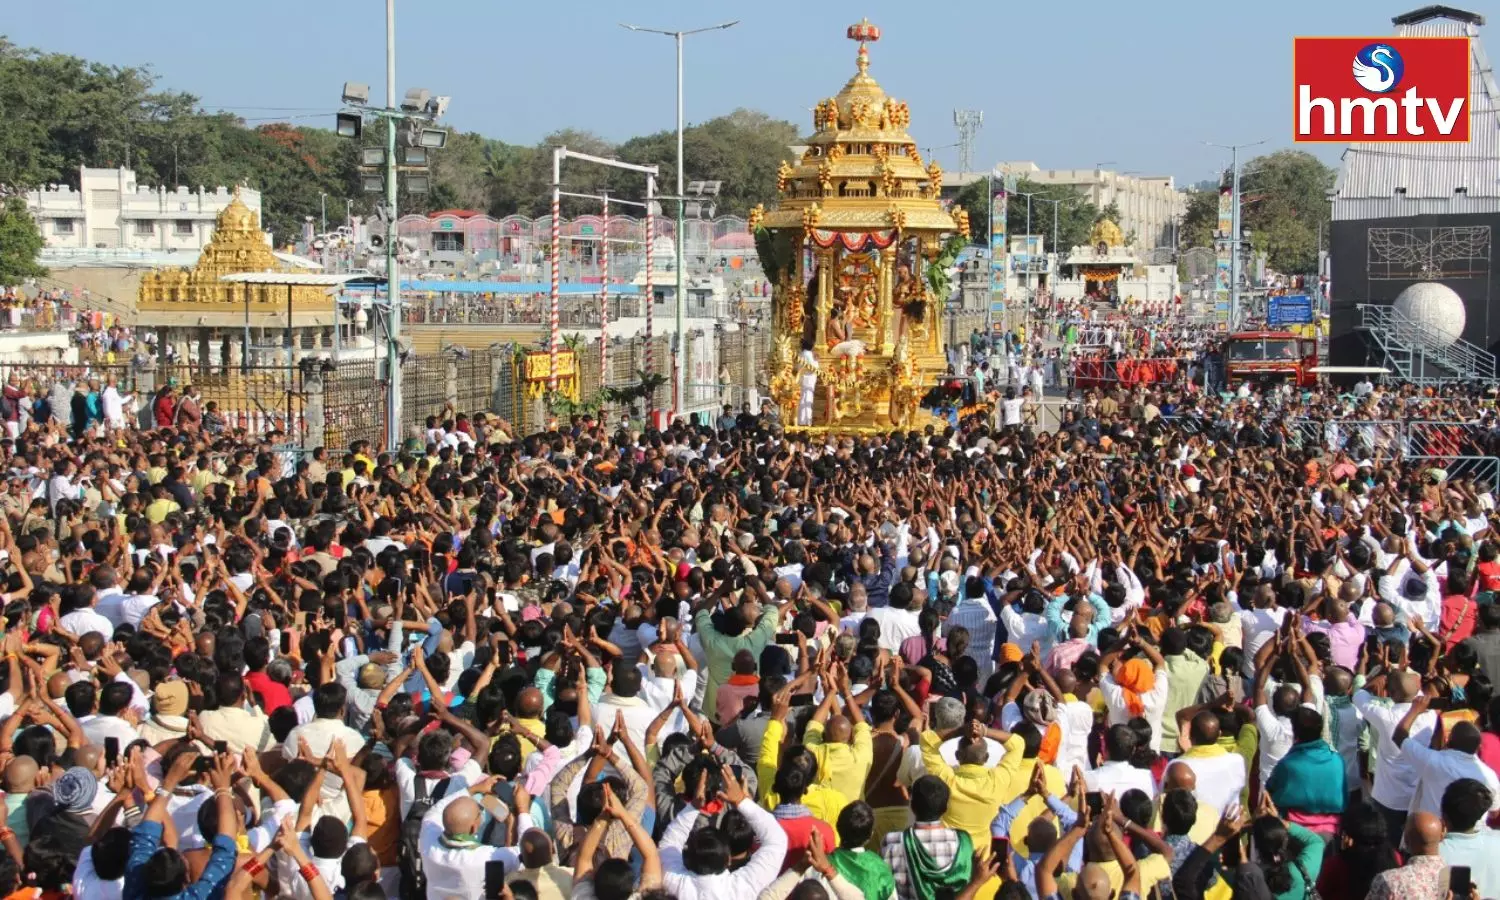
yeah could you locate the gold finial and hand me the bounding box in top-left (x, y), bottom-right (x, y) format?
top-left (846, 18), bottom-right (881, 75)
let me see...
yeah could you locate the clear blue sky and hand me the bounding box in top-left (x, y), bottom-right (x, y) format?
top-left (6, 0), bottom-right (1492, 183)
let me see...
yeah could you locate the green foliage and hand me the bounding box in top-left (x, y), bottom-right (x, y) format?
top-left (951, 177), bottom-right (1116, 256)
top-left (0, 198), bottom-right (45, 283)
top-left (951, 180), bottom-right (989, 242)
top-left (601, 370), bottom-right (668, 407)
top-left (0, 40), bottom-right (799, 251)
top-left (924, 235), bottom-right (968, 300)
top-left (488, 111), bottom-right (797, 218)
top-left (548, 391), bottom-right (602, 419)
top-left (1240, 150), bottom-right (1334, 274)
top-left (1179, 188), bottom-right (1219, 250)
top-left (753, 227), bottom-right (798, 286)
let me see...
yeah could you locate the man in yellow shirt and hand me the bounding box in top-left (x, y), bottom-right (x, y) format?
top-left (143, 484), bottom-right (180, 524)
top-left (804, 670), bottom-right (874, 804)
top-left (758, 692), bottom-right (848, 829)
top-left (919, 719), bottom-right (1025, 853)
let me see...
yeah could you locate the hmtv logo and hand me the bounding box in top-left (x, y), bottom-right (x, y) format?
top-left (1293, 36), bottom-right (1470, 142)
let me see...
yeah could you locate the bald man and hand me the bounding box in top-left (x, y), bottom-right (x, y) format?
top-left (2, 757), bottom-right (35, 843)
top-left (1367, 811), bottom-right (1446, 899)
top-left (1396, 704), bottom-right (1500, 820)
top-left (1156, 766), bottom-right (1219, 844)
top-left (418, 781), bottom-right (529, 898)
top-left (1357, 669), bottom-right (1438, 844)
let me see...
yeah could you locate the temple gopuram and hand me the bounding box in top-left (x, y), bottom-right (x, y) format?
top-left (137, 191), bottom-right (340, 372)
top-left (751, 20), bottom-right (967, 431)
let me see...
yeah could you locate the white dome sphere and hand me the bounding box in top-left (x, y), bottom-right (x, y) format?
top-left (1393, 282), bottom-right (1466, 348)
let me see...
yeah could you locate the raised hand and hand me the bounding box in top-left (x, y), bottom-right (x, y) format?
top-left (719, 763), bottom-right (747, 806)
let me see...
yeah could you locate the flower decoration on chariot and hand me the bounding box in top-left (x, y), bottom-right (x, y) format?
top-left (776, 161), bottom-right (794, 194)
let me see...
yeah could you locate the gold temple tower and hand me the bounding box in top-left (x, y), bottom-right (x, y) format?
top-left (752, 19), bottom-right (968, 430)
top-left (137, 190), bottom-right (339, 370)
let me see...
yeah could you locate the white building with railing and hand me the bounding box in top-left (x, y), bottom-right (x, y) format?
top-left (23, 166), bottom-right (263, 253)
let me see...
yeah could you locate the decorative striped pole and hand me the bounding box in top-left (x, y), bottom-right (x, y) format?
top-left (644, 175), bottom-right (656, 410)
top-left (549, 149), bottom-right (561, 392)
top-left (600, 195), bottom-right (609, 394)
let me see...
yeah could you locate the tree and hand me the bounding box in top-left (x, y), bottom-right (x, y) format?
top-left (0, 40), bottom-right (798, 241)
top-left (1179, 188), bottom-right (1219, 250)
top-left (0, 198), bottom-right (45, 284)
top-left (613, 109), bottom-right (797, 217)
top-left (951, 179), bottom-right (990, 242)
top-left (1239, 149), bottom-right (1334, 274)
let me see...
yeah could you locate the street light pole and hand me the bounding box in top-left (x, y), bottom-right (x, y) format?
top-left (1204, 139), bottom-right (1265, 330)
top-left (1013, 190), bottom-right (1045, 330)
top-left (620, 20), bottom-right (738, 422)
top-left (385, 0), bottom-right (401, 451)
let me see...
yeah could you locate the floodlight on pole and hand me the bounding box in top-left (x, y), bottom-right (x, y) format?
top-left (402, 147), bottom-right (429, 167)
top-left (341, 82), bottom-right (370, 106)
top-left (361, 174), bottom-right (385, 194)
top-left (401, 88), bottom-right (430, 112)
top-left (405, 174), bottom-right (430, 195)
top-left (361, 147), bottom-right (387, 167)
top-left (618, 18), bottom-right (740, 421)
top-left (336, 113), bottom-right (363, 139)
top-left (416, 128), bottom-right (448, 149)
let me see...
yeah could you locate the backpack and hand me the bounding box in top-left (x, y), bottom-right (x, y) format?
top-left (397, 775), bottom-right (451, 897)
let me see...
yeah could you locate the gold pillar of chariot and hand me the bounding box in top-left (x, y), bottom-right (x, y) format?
top-left (750, 19), bottom-right (968, 432)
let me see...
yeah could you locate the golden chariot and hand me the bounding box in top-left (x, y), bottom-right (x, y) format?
top-left (750, 20), bottom-right (969, 432)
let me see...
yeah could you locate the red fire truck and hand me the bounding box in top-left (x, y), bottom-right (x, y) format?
top-left (1225, 330), bottom-right (1318, 388)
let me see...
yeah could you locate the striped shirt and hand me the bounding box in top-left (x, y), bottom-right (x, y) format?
top-left (881, 823), bottom-right (964, 900)
top-left (945, 597), bottom-right (999, 681)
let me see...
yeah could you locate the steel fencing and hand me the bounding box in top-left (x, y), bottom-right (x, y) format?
top-left (323, 358), bottom-right (386, 451)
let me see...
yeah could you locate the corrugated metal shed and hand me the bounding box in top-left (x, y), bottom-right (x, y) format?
top-left (1331, 7), bottom-right (1500, 221)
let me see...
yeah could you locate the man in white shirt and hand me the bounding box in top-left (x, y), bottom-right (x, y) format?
top-left (1396, 700), bottom-right (1500, 819)
top-left (659, 777), bottom-right (787, 900)
top-left (101, 374), bottom-right (130, 430)
top-left (1252, 655), bottom-right (1322, 784)
top-left (864, 582), bottom-right (923, 654)
top-left (1100, 645), bottom-right (1170, 750)
top-left (282, 682), bottom-right (368, 820)
top-left (1085, 724), bottom-right (1157, 800)
top-left (362, 520), bottom-right (407, 557)
top-left (839, 583), bottom-right (872, 633)
top-left (91, 565), bottom-right (129, 629)
top-left (418, 780), bottom-right (526, 900)
top-left (120, 590), bottom-right (163, 629)
top-left (74, 681), bottom-right (140, 750)
top-left (592, 666), bottom-right (663, 750)
top-left (60, 585), bottom-right (115, 640)
top-left (1236, 584), bottom-right (1288, 676)
top-left (1355, 669), bottom-right (1436, 841)
top-left (636, 654), bottom-right (698, 737)
top-left (1169, 710), bottom-right (1247, 814)
top-left (396, 730), bottom-right (477, 820)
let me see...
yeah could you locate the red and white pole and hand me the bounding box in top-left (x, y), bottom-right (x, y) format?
top-left (599, 195), bottom-right (609, 393)
top-left (644, 175), bottom-right (655, 412)
top-left (549, 148), bottom-right (561, 392)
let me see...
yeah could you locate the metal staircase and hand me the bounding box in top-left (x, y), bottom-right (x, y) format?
top-left (1356, 303), bottom-right (1497, 381)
